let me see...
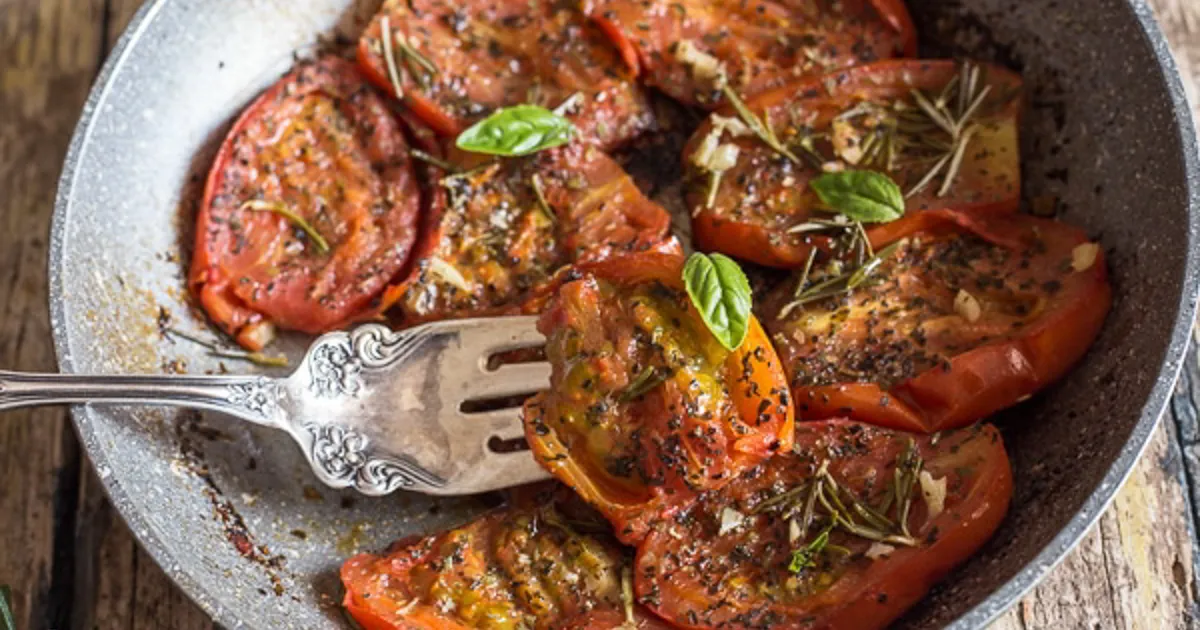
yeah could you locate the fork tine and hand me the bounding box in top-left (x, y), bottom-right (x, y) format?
top-left (465, 362), bottom-right (551, 400)
top-left (461, 407), bottom-right (528, 442)
top-left (453, 315), bottom-right (545, 356)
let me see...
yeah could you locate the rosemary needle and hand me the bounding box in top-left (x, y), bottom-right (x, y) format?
top-left (409, 148), bottom-right (460, 173)
top-left (166, 328), bottom-right (289, 368)
top-left (721, 83), bottom-right (799, 163)
top-left (379, 16), bottom-right (405, 100)
top-left (241, 200), bottom-right (330, 254)
top-left (529, 173), bottom-right (557, 224)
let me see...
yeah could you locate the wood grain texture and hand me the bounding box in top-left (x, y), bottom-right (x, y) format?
top-left (0, 0), bottom-right (103, 628)
top-left (0, 0), bottom-right (1197, 628)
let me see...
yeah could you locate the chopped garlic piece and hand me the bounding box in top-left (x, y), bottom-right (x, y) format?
top-left (674, 40), bottom-right (724, 82)
top-left (918, 470), bottom-right (947, 519)
top-left (691, 131), bottom-right (720, 168)
top-left (788, 518), bottom-right (802, 544)
top-left (712, 114), bottom-right (750, 137)
top-left (865, 542), bottom-right (896, 560)
top-left (1072, 242), bottom-right (1100, 272)
top-left (718, 506), bottom-right (745, 535)
top-left (427, 257), bottom-right (471, 292)
top-left (831, 118), bottom-right (863, 165)
top-left (954, 289), bottom-right (982, 323)
top-left (709, 144), bottom-right (741, 171)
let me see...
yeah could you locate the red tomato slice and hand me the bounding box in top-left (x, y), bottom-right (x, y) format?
top-left (341, 488), bottom-right (669, 630)
top-left (385, 142), bottom-right (674, 326)
top-left (686, 59), bottom-right (1023, 268)
top-left (190, 56), bottom-right (422, 350)
top-left (357, 0), bottom-right (654, 149)
top-left (583, 0), bottom-right (915, 108)
top-left (523, 252), bottom-right (795, 545)
top-left (759, 209), bottom-right (1111, 433)
top-left (635, 420), bottom-right (1012, 629)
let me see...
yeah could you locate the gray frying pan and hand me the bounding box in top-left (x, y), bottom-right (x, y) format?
top-left (48, 0), bottom-right (1200, 627)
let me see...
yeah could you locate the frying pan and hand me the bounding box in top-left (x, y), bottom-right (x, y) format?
top-left (48, 0), bottom-right (1200, 627)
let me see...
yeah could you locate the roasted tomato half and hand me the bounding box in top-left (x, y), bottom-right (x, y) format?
top-left (190, 56), bottom-right (422, 350)
top-left (357, 0), bottom-right (654, 149)
top-left (523, 253), bottom-right (795, 545)
top-left (386, 142), bottom-right (674, 326)
top-left (583, 0), bottom-right (915, 108)
top-left (760, 209), bottom-right (1111, 433)
top-left (636, 420), bottom-right (1012, 630)
top-left (686, 60), bottom-right (1023, 268)
top-left (341, 488), bottom-right (672, 630)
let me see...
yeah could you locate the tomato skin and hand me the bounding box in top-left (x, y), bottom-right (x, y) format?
top-left (356, 0), bottom-right (654, 149)
top-left (341, 491), bottom-right (665, 630)
top-left (190, 56), bottom-right (421, 349)
top-left (523, 252), bottom-right (795, 544)
top-left (765, 209), bottom-right (1110, 433)
top-left (635, 420), bottom-right (1013, 630)
top-left (687, 60), bottom-right (1023, 269)
top-left (388, 142), bottom-right (673, 326)
top-left (582, 0), bottom-right (914, 108)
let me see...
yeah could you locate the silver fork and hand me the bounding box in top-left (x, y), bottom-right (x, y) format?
top-left (0, 317), bottom-right (552, 496)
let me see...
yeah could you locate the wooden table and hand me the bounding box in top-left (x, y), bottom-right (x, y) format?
top-left (1, 0), bottom-right (1198, 628)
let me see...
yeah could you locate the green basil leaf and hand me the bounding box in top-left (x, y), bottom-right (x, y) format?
top-left (682, 252), bottom-right (753, 351)
top-left (455, 105), bottom-right (575, 156)
top-left (810, 170), bottom-right (904, 223)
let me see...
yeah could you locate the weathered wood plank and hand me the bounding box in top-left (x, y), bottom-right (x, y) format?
top-left (991, 422), bottom-right (1198, 629)
top-left (0, 0), bottom-right (105, 628)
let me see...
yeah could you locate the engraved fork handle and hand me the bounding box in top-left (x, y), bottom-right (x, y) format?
top-left (0, 370), bottom-right (283, 427)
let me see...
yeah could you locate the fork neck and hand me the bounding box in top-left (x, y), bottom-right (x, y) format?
top-left (0, 370), bottom-right (285, 428)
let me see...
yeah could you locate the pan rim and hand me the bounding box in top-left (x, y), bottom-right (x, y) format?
top-left (46, 0), bottom-right (1200, 627)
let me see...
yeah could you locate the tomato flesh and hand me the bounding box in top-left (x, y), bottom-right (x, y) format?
top-left (523, 253), bottom-right (795, 544)
top-left (635, 420), bottom-right (1012, 629)
top-left (686, 60), bottom-right (1023, 268)
top-left (583, 0), bottom-right (915, 108)
top-left (387, 142), bottom-right (674, 326)
top-left (760, 209), bottom-right (1111, 433)
top-left (357, 0), bottom-right (654, 149)
top-left (190, 56), bottom-right (422, 350)
top-left (341, 488), bottom-right (672, 630)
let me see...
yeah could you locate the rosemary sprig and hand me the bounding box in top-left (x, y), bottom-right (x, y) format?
top-left (900, 62), bottom-right (992, 199)
top-left (619, 367), bottom-right (668, 402)
top-left (529, 173), bottom-right (557, 224)
top-left (893, 439), bottom-right (924, 539)
top-left (240, 200), bottom-right (330, 254)
top-left (721, 83), bottom-right (799, 163)
top-left (165, 328), bottom-right (289, 368)
top-left (776, 238), bottom-right (905, 318)
top-left (379, 16), bottom-right (405, 100)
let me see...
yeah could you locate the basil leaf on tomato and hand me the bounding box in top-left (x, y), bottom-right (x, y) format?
top-left (455, 104), bottom-right (575, 156)
top-left (810, 170), bottom-right (904, 223)
top-left (683, 252), bottom-right (752, 351)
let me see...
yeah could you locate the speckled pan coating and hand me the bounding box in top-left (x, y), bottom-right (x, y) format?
top-left (48, 0), bottom-right (1200, 628)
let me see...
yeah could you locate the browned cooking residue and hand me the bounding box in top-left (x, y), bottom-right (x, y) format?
top-left (176, 411), bottom-right (290, 596)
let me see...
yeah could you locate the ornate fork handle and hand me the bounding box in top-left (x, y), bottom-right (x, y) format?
top-left (0, 370), bottom-right (284, 427)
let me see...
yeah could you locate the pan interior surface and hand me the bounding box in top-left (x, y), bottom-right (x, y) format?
top-left (50, 0), bottom-right (1200, 628)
